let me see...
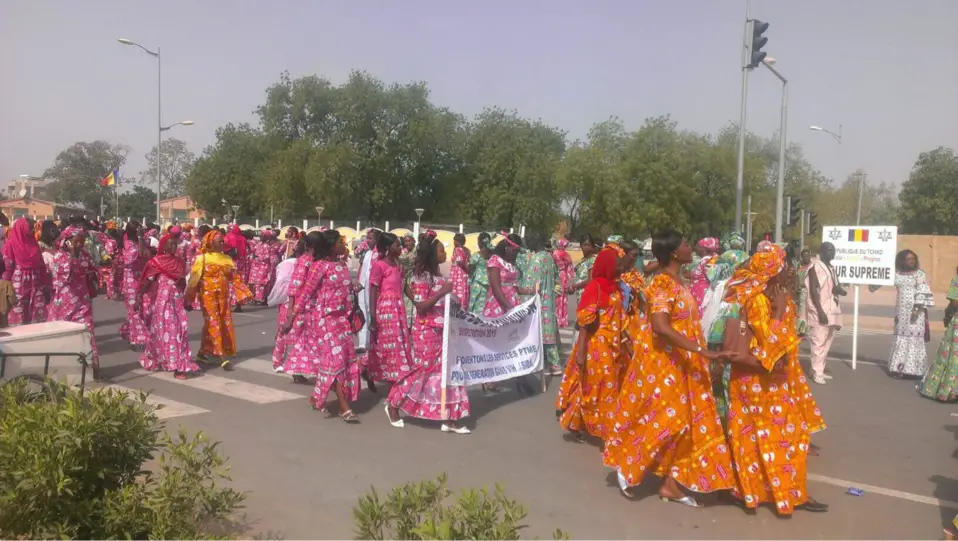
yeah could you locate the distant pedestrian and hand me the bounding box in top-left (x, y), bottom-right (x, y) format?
top-left (49, 226), bottom-right (100, 377)
top-left (3, 218), bottom-right (51, 326)
top-left (552, 238), bottom-right (574, 327)
top-left (805, 241), bottom-right (844, 385)
top-left (883, 250), bottom-right (935, 378)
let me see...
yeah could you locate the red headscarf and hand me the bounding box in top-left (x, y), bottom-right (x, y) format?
top-left (579, 246), bottom-right (621, 311)
top-left (3, 218), bottom-right (43, 269)
top-left (224, 225), bottom-right (247, 259)
top-left (139, 234), bottom-right (187, 288)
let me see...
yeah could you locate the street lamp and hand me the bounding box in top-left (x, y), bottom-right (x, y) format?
top-left (230, 205), bottom-right (240, 224)
top-left (762, 57), bottom-right (789, 243)
top-left (118, 38), bottom-right (194, 224)
top-left (414, 208), bottom-right (425, 240)
top-left (808, 123), bottom-right (859, 222)
top-left (315, 206), bottom-right (324, 227)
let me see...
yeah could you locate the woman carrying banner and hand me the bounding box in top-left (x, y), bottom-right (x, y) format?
top-left (555, 243), bottom-right (626, 441)
top-left (602, 229), bottom-right (735, 506)
top-left (384, 235), bottom-right (470, 433)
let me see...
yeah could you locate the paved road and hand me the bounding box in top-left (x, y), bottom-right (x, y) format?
top-left (77, 297), bottom-right (957, 539)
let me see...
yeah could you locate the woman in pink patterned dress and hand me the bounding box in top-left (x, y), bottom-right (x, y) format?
top-left (385, 237), bottom-right (470, 433)
top-left (365, 232), bottom-right (414, 384)
top-left (98, 229), bottom-right (119, 300)
top-left (277, 232), bottom-right (319, 379)
top-left (282, 230), bottom-right (361, 422)
top-left (136, 233), bottom-right (199, 379)
top-left (2, 218), bottom-right (50, 326)
top-left (49, 226), bottom-right (99, 376)
top-left (119, 221), bottom-right (149, 350)
top-left (449, 233), bottom-right (471, 309)
top-left (689, 236), bottom-right (719, 306)
top-left (482, 233), bottom-right (530, 318)
top-left (552, 238), bottom-right (574, 327)
top-left (248, 229), bottom-right (280, 304)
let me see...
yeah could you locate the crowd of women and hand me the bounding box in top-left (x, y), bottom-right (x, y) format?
top-left (3, 213), bottom-right (958, 519)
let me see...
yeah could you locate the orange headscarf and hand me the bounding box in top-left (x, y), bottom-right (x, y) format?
top-left (723, 250), bottom-right (785, 307)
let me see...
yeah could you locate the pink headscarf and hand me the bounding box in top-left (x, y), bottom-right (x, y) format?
top-left (261, 229), bottom-right (274, 239)
top-left (697, 237), bottom-right (720, 251)
top-left (3, 218), bottom-right (43, 269)
top-left (224, 224), bottom-right (247, 259)
top-left (557, 238), bottom-right (570, 250)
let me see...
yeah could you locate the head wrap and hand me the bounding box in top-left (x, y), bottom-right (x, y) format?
top-left (724, 250), bottom-right (785, 307)
top-left (105, 220), bottom-right (118, 231)
top-left (3, 218), bottom-right (43, 270)
top-left (607, 234), bottom-right (624, 246)
top-left (224, 224), bottom-right (247, 258)
top-left (697, 237), bottom-right (720, 251)
top-left (721, 232), bottom-right (746, 251)
top-left (557, 238), bottom-right (570, 249)
top-left (139, 233), bottom-right (187, 289)
top-left (200, 230), bottom-right (222, 254)
top-left (579, 246), bottom-right (621, 311)
top-left (711, 249), bottom-right (751, 283)
top-left (56, 225), bottom-right (87, 251)
top-left (169, 225), bottom-right (182, 236)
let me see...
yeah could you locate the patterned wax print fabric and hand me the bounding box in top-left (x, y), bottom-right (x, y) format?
top-left (49, 249), bottom-right (98, 368)
top-left (119, 239), bottom-right (148, 346)
top-left (689, 254), bottom-right (718, 306)
top-left (364, 259), bottom-right (414, 383)
top-left (139, 272), bottom-right (198, 374)
top-left (888, 270), bottom-right (935, 376)
top-left (248, 239), bottom-right (281, 302)
top-left (450, 246), bottom-right (471, 310)
top-left (193, 255), bottom-right (252, 358)
top-left (602, 273), bottom-right (734, 493)
top-left (387, 272), bottom-right (470, 421)
top-left (553, 248), bottom-right (574, 327)
top-left (574, 254), bottom-right (595, 285)
top-left (278, 256), bottom-right (316, 374)
top-left (919, 277), bottom-right (958, 402)
top-left (467, 252), bottom-right (490, 314)
top-left (518, 250), bottom-right (561, 368)
top-left (482, 255), bottom-right (520, 317)
top-left (399, 249), bottom-right (416, 328)
top-left (554, 289), bottom-right (625, 438)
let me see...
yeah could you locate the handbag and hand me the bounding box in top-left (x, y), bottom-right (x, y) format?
top-left (347, 289), bottom-right (366, 335)
top-left (722, 314), bottom-right (753, 358)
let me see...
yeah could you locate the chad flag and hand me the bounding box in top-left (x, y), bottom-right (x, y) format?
top-left (847, 228), bottom-right (869, 242)
top-left (100, 169), bottom-right (118, 187)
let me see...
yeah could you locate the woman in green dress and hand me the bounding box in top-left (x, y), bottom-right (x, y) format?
top-left (918, 270), bottom-right (958, 402)
top-left (517, 231), bottom-right (562, 375)
top-left (399, 233), bottom-right (416, 328)
top-left (568, 233), bottom-right (599, 297)
top-left (467, 232), bottom-right (493, 314)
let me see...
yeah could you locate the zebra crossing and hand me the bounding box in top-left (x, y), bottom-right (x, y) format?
top-left (92, 325), bottom-right (884, 422)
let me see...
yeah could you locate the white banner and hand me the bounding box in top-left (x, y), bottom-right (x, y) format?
top-left (441, 295), bottom-right (543, 387)
top-left (822, 225), bottom-right (898, 286)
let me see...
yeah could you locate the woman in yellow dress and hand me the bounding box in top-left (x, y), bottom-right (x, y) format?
top-left (186, 230), bottom-right (252, 370)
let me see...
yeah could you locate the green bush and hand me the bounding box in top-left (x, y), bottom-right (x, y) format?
top-left (0, 378), bottom-right (246, 539)
top-left (353, 473), bottom-right (568, 540)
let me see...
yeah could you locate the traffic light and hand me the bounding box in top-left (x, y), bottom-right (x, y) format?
top-left (807, 212), bottom-right (819, 235)
top-left (786, 196), bottom-right (801, 226)
top-left (746, 20), bottom-right (769, 69)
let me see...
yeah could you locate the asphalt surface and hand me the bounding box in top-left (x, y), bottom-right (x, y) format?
top-left (53, 294), bottom-right (958, 539)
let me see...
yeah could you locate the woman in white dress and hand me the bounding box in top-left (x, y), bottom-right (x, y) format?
top-left (884, 250), bottom-right (935, 378)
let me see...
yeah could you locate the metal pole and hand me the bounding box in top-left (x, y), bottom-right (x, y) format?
top-left (799, 210), bottom-right (805, 251)
top-left (774, 78), bottom-right (788, 243)
top-left (746, 195), bottom-right (752, 249)
top-left (156, 47), bottom-right (162, 224)
top-left (856, 172), bottom-right (866, 225)
top-left (734, 0), bottom-right (752, 233)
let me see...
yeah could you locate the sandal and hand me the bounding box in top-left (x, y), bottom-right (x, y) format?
top-left (220, 359), bottom-right (234, 371)
top-left (796, 498), bottom-right (829, 513)
top-left (617, 472), bottom-right (637, 500)
top-left (341, 410), bottom-right (360, 423)
top-left (660, 494), bottom-right (701, 508)
top-left (292, 375), bottom-right (309, 384)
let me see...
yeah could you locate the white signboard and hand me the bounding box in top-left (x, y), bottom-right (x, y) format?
top-left (822, 225), bottom-right (898, 286)
top-left (441, 295), bottom-right (543, 386)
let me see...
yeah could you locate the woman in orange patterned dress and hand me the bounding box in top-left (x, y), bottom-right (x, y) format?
top-left (722, 248), bottom-right (828, 515)
top-left (555, 244), bottom-right (627, 442)
top-left (603, 229), bottom-right (735, 507)
top-left (186, 230), bottom-right (252, 371)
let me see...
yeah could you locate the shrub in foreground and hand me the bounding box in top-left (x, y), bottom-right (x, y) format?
top-left (0, 379), bottom-right (246, 539)
top-left (353, 473), bottom-right (568, 540)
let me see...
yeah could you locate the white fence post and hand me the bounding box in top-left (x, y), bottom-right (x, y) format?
top-left (277, 218), bottom-right (282, 229)
top-left (255, 219), bottom-right (260, 228)
top-left (193, 217), bottom-right (199, 227)
top-left (385, 220), bottom-right (390, 232)
top-left (356, 220), bottom-right (361, 232)
top-left (459, 223), bottom-right (464, 233)
top-left (302, 219), bottom-right (308, 230)
top-left (212, 218), bottom-right (217, 226)
top-left (330, 220), bottom-right (335, 229)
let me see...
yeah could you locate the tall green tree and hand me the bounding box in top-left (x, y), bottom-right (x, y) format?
top-left (139, 138), bottom-right (196, 198)
top-left (43, 141), bottom-right (130, 212)
top-left (117, 185), bottom-right (159, 221)
top-left (898, 147), bottom-right (958, 234)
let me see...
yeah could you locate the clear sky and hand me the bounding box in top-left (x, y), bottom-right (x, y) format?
top-left (2, 0), bottom-right (956, 193)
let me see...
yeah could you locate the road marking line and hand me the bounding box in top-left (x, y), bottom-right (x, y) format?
top-left (808, 473), bottom-right (958, 510)
top-left (96, 384), bottom-right (210, 419)
top-left (132, 369), bottom-right (301, 404)
top-left (950, 412), bottom-right (958, 418)
top-left (234, 311), bottom-right (265, 319)
top-left (235, 357), bottom-right (286, 377)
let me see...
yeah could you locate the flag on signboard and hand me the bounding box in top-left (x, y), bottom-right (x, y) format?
top-left (847, 228), bottom-right (869, 242)
top-left (100, 169), bottom-right (118, 187)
